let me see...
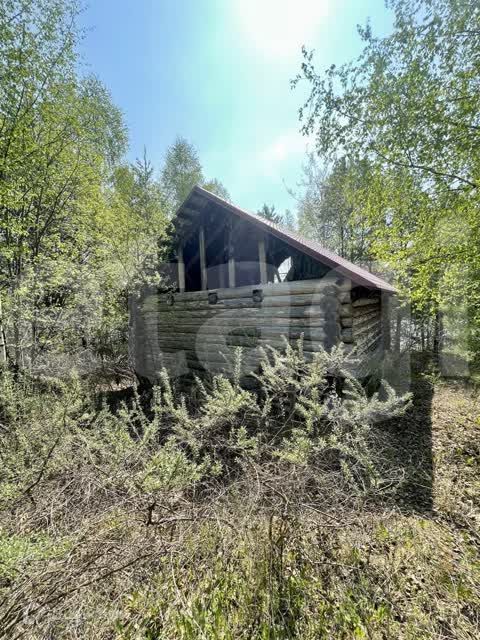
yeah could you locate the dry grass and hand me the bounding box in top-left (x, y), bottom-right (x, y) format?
top-left (0, 359), bottom-right (479, 639)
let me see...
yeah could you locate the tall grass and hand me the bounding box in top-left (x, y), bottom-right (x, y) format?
top-left (0, 347), bottom-right (478, 638)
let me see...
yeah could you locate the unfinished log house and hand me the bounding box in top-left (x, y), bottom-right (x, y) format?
top-left (131, 186), bottom-right (396, 383)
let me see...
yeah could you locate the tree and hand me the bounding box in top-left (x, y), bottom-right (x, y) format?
top-left (0, 3), bottom-right (228, 370)
top-left (0, 0), bottom-right (127, 367)
top-left (295, 0), bottom-right (480, 359)
top-left (257, 204), bottom-right (283, 224)
top-left (203, 178), bottom-right (230, 201)
top-left (161, 137), bottom-right (230, 212)
top-left (161, 137), bottom-right (204, 213)
top-left (297, 154), bottom-right (371, 264)
top-left (283, 209), bottom-right (296, 231)
top-left (90, 150), bottom-right (168, 360)
top-left (106, 150), bottom-right (168, 290)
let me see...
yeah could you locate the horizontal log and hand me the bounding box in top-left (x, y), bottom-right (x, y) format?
top-left (353, 322), bottom-right (382, 341)
top-left (352, 308), bottom-right (380, 321)
top-left (154, 316), bottom-right (331, 329)
top-left (153, 314), bottom-right (338, 328)
top-left (153, 328), bottom-right (339, 346)
top-left (158, 277), bottom-right (351, 304)
top-left (138, 322), bottom-right (338, 342)
top-left (148, 324), bottom-right (334, 338)
top-left (338, 291), bottom-right (351, 304)
top-left (352, 297), bottom-right (380, 308)
top-left (159, 358), bottom-right (257, 372)
top-left (157, 299), bottom-right (256, 311)
top-left (355, 327), bottom-right (382, 347)
top-left (340, 317), bottom-right (353, 328)
top-left (136, 352), bottom-right (261, 375)
top-left (151, 306), bottom-right (336, 321)
top-left (157, 337), bottom-right (259, 350)
top-left (156, 339), bottom-right (331, 355)
top-left (172, 351), bottom-right (262, 366)
top-left (156, 327), bottom-right (331, 346)
top-left (154, 336), bottom-right (333, 358)
top-left (354, 311), bottom-right (381, 324)
top-left (341, 328), bottom-right (353, 343)
top-left (353, 309), bottom-right (381, 326)
top-left (156, 294), bottom-right (340, 313)
top-left (355, 334), bottom-right (382, 356)
top-left (163, 327), bottom-right (332, 340)
top-left (165, 326), bottom-right (260, 338)
top-left (353, 310), bottom-right (381, 324)
top-left (137, 333), bottom-right (337, 353)
top-left (339, 303), bottom-right (353, 318)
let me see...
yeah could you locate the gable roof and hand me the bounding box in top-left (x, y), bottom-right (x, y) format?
top-left (177, 185), bottom-right (396, 293)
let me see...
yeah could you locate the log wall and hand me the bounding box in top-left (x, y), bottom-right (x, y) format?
top-left (131, 278), bottom-right (387, 382)
top-left (351, 293), bottom-right (382, 355)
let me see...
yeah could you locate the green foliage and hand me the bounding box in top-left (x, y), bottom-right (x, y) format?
top-left (252, 342), bottom-right (411, 493)
top-left (0, 341), bottom-right (411, 514)
top-left (0, 3), bottom-right (228, 371)
top-left (203, 177), bottom-right (230, 201)
top-left (161, 137), bottom-right (230, 214)
top-left (161, 137), bottom-right (204, 213)
top-left (295, 0), bottom-right (480, 360)
top-left (0, 349), bottom-right (478, 638)
top-left (297, 154), bottom-right (373, 264)
top-left (0, 531), bottom-right (71, 580)
top-left (257, 203), bottom-right (297, 230)
top-left (116, 511), bottom-right (480, 640)
top-left (0, 0), bottom-right (129, 367)
top-left (102, 151), bottom-right (169, 298)
top-left (257, 203), bottom-right (283, 225)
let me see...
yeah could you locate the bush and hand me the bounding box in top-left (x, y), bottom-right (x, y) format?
top-left (0, 343), bottom-right (418, 638)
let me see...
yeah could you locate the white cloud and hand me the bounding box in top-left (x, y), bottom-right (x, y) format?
top-left (233, 0), bottom-right (330, 59)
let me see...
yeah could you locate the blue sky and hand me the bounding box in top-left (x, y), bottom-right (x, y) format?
top-left (80, 1), bottom-right (392, 213)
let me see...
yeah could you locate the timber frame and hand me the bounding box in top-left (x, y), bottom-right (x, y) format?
top-left (131, 186), bottom-right (396, 383)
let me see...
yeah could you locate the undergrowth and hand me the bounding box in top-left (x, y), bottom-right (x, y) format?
top-left (0, 345), bottom-right (478, 638)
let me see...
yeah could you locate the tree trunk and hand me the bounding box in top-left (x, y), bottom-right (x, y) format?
top-left (433, 308), bottom-right (443, 362)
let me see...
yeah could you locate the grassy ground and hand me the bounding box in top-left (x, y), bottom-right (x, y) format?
top-left (0, 361), bottom-right (479, 639)
top-left (116, 374), bottom-right (480, 640)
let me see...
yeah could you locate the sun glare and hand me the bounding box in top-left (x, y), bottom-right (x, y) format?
top-left (234, 0), bottom-right (330, 59)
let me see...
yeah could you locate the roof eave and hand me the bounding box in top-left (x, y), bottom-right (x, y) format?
top-left (177, 185), bottom-right (397, 294)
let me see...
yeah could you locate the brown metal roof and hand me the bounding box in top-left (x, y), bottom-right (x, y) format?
top-left (177, 185), bottom-right (396, 293)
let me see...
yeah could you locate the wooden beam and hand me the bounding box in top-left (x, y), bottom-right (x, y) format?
top-left (258, 236), bottom-right (267, 284)
top-left (228, 256), bottom-right (235, 288)
top-left (227, 219), bottom-right (237, 295)
top-left (177, 245), bottom-right (185, 293)
top-left (219, 264), bottom-right (227, 288)
top-left (199, 227), bottom-right (207, 290)
top-left (228, 225), bottom-right (236, 288)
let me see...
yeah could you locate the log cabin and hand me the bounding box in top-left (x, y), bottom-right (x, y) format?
top-left (131, 186), bottom-right (396, 384)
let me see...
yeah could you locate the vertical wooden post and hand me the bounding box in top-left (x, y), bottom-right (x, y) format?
top-left (258, 236), bottom-right (267, 284)
top-left (177, 244), bottom-right (185, 293)
top-left (199, 227), bottom-right (207, 290)
top-left (219, 264), bottom-right (227, 289)
top-left (228, 256), bottom-right (235, 288)
top-left (228, 228), bottom-right (235, 288)
top-left (382, 292), bottom-right (391, 352)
